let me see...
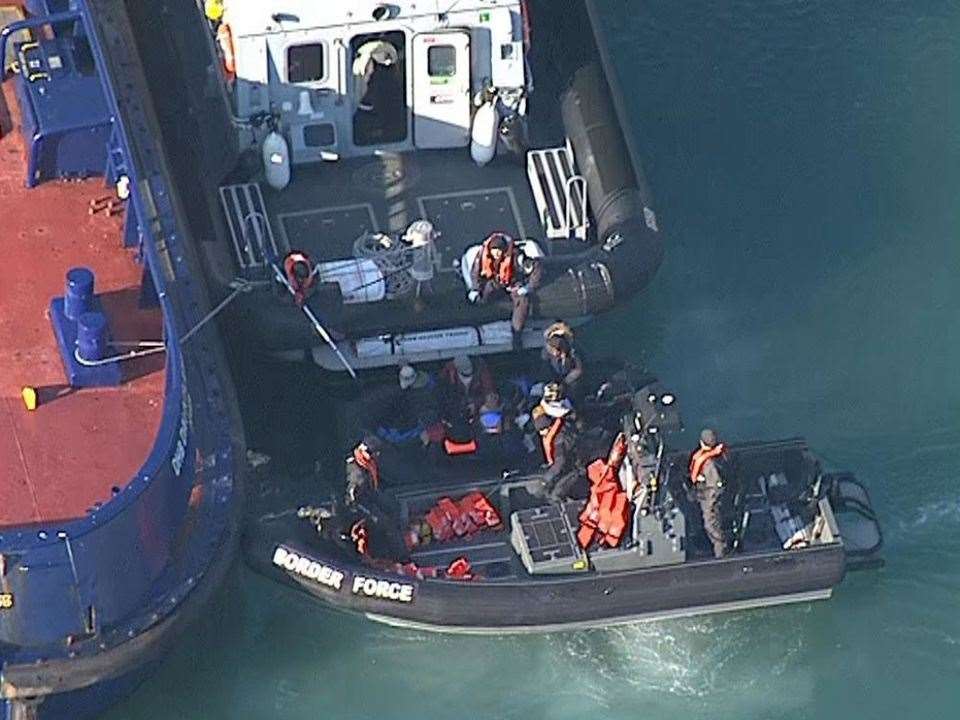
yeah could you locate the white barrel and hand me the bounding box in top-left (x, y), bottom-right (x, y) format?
top-left (317, 259), bottom-right (385, 304)
top-left (470, 100), bottom-right (499, 166)
top-left (262, 130), bottom-right (291, 190)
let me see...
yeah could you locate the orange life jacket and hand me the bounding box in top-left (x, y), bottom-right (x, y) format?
top-left (689, 443), bottom-right (725, 484)
top-left (283, 251), bottom-right (316, 306)
top-left (533, 406), bottom-right (564, 465)
top-left (577, 433), bottom-right (631, 549)
top-left (353, 444), bottom-right (380, 490)
top-left (443, 437), bottom-right (478, 455)
top-left (216, 23), bottom-right (236, 81)
top-left (479, 233), bottom-right (516, 286)
top-left (446, 556), bottom-right (473, 580)
top-left (350, 519), bottom-right (369, 555)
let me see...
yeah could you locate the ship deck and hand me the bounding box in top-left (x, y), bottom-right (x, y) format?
top-left (0, 76), bottom-right (164, 528)
top-left (238, 149), bottom-right (586, 293)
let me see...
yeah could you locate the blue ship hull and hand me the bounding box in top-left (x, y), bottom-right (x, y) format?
top-left (0, 1), bottom-right (244, 717)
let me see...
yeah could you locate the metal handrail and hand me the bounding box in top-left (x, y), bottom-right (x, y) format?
top-left (0, 11), bottom-right (83, 72)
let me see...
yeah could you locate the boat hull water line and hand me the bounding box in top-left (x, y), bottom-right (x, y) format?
top-left (141, 0), bottom-right (664, 370)
top-left (246, 369), bottom-right (882, 633)
top-left (0, 2), bottom-right (244, 718)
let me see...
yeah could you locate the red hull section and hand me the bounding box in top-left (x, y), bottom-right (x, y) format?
top-left (0, 79), bottom-right (163, 527)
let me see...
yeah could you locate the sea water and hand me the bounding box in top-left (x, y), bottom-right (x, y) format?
top-left (104, 1), bottom-right (960, 718)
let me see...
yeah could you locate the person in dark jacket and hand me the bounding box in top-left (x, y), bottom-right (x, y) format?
top-left (688, 428), bottom-right (730, 558)
top-left (542, 333), bottom-right (584, 397)
top-left (438, 354), bottom-right (496, 420)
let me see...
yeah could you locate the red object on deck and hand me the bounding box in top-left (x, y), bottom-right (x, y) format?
top-left (0, 80), bottom-right (164, 527)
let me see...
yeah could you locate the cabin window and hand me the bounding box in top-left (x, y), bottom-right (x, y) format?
top-left (288, 43), bottom-right (325, 83)
top-left (427, 45), bottom-right (457, 78)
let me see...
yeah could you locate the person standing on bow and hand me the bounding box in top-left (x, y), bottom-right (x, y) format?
top-left (689, 428), bottom-right (730, 558)
top-left (469, 232), bottom-right (542, 348)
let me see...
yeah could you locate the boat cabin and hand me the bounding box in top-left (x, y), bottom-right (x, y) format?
top-left (199, 1), bottom-right (662, 371)
top-left (223, 0), bottom-right (527, 162)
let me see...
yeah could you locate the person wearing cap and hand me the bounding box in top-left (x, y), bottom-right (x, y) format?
top-left (469, 233), bottom-right (543, 348)
top-left (689, 428), bottom-right (730, 558)
top-left (376, 364), bottom-right (438, 446)
top-left (530, 383), bottom-right (580, 501)
top-left (439, 354), bottom-right (496, 420)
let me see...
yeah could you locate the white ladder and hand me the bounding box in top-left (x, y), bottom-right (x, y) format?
top-left (218, 182), bottom-right (283, 269)
top-left (526, 141), bottom-right (589, 240)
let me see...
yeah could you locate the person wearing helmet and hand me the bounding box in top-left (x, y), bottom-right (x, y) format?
top-left (529, 383), bottom-right (580, 501)
top-left (689, 428), bottom-right (730, 558)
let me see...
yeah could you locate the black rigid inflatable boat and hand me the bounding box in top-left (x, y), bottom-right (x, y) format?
top-left (245, 370), bottom-right (883, 633)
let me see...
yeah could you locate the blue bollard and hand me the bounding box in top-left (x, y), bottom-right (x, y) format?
top-left (64, 267), bottom-right (95, 321)
top-left (77, 311), bottom-right (108, 362)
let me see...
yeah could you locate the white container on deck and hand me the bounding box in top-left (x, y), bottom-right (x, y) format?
top-left (317, 259), bottom-right (385, 304)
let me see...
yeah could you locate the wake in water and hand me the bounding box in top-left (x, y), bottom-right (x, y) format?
top-left (554, 607), bottom-right (810, 699)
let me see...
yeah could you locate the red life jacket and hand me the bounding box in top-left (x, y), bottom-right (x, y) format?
top-left (353, 444), bottom-right (380, 490)
top-left (283, 251), bottom-right (316, 306)
top-left (479, 233), bottom-right (516, 286)
top-left (446, 556), bottom-right (473, 580)
top-left (443, 437), bottom-right (478, 455)
top-left (350, 519), bottom-right (369, 555)
top-left (577, 433), bottom-right (631, 549)
top-left (689, 443), bottom-right (725, 484)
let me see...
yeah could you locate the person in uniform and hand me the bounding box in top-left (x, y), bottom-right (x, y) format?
top-left (689, 428), bottom-right (730, 558)
top-left (342, 435), bottom-right (406, 559)
top-left (530, 383), bottom-right (580, 501)
top-left (542, 332), bottom-right (584, 397)
top-left (469, 233), bottom-right (543, 348)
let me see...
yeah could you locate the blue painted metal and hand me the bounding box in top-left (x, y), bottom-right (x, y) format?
top-left (63, 266), bottom-right (95, 320)
top-left (50, 268), bottom-right (122, 387)
top-left (9, 32), bottom-right (112, 186)
top-left (0, 2), bottom-right (244, 717)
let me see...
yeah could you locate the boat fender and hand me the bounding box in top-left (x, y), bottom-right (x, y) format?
top-left (262, 129), bottom-right (291, 190)
top-left (470, 100), bottom-right (499, 166)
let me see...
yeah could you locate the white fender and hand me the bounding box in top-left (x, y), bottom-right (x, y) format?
top-left (470, 100), bottom-right (499, 166)
top-left (262, 130), bottom-right (291, 190)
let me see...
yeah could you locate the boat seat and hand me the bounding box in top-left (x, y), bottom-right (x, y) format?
top-left (526, 141), bottom-right (589, 240)
top-left (460, 240), bottom-right (544, 290)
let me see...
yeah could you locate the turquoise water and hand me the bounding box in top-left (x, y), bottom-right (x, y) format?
top-left (105, 1), bottom-right (959, 718)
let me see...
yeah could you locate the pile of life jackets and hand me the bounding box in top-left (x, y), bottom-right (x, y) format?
top-left (422, 492), bottom-right (502, 543)
top-left (374, 556), bottom-right (474, 581)
top-left (577, 433), bottom-right (631, 549)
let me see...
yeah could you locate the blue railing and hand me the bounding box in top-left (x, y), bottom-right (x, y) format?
top-left (0, 0), bottom-right (238, 654)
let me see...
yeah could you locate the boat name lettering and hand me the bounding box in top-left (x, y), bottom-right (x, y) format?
top-left (272, 546), bottom-right (343, 590)
top-left (351, 575), bottom-right (415, 603)
top-left (0, 593), bottom-right (13, 609)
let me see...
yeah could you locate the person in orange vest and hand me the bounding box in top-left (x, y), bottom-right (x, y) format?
top-left (283, 251), bottom-right (317, 306)
top-left (344, 435), bottom-right (386, 510)
top-left (689, 428), bottom-right (730, 558)
top-left (468, 232), bottom-right (542, 348)
top-left (530, 383), bottom-right (580, 501)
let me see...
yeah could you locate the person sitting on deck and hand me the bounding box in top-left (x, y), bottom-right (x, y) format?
top-left (530, 383), bottom-right (581, 502)
top-left (439, 354), bottom-right (496, 421)
top-left (468, 233), bottom-right (543, 348)
top-left (376, 364), bottom-right (438, 446)
top-left (283, 251), bottom-right (317, 306)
